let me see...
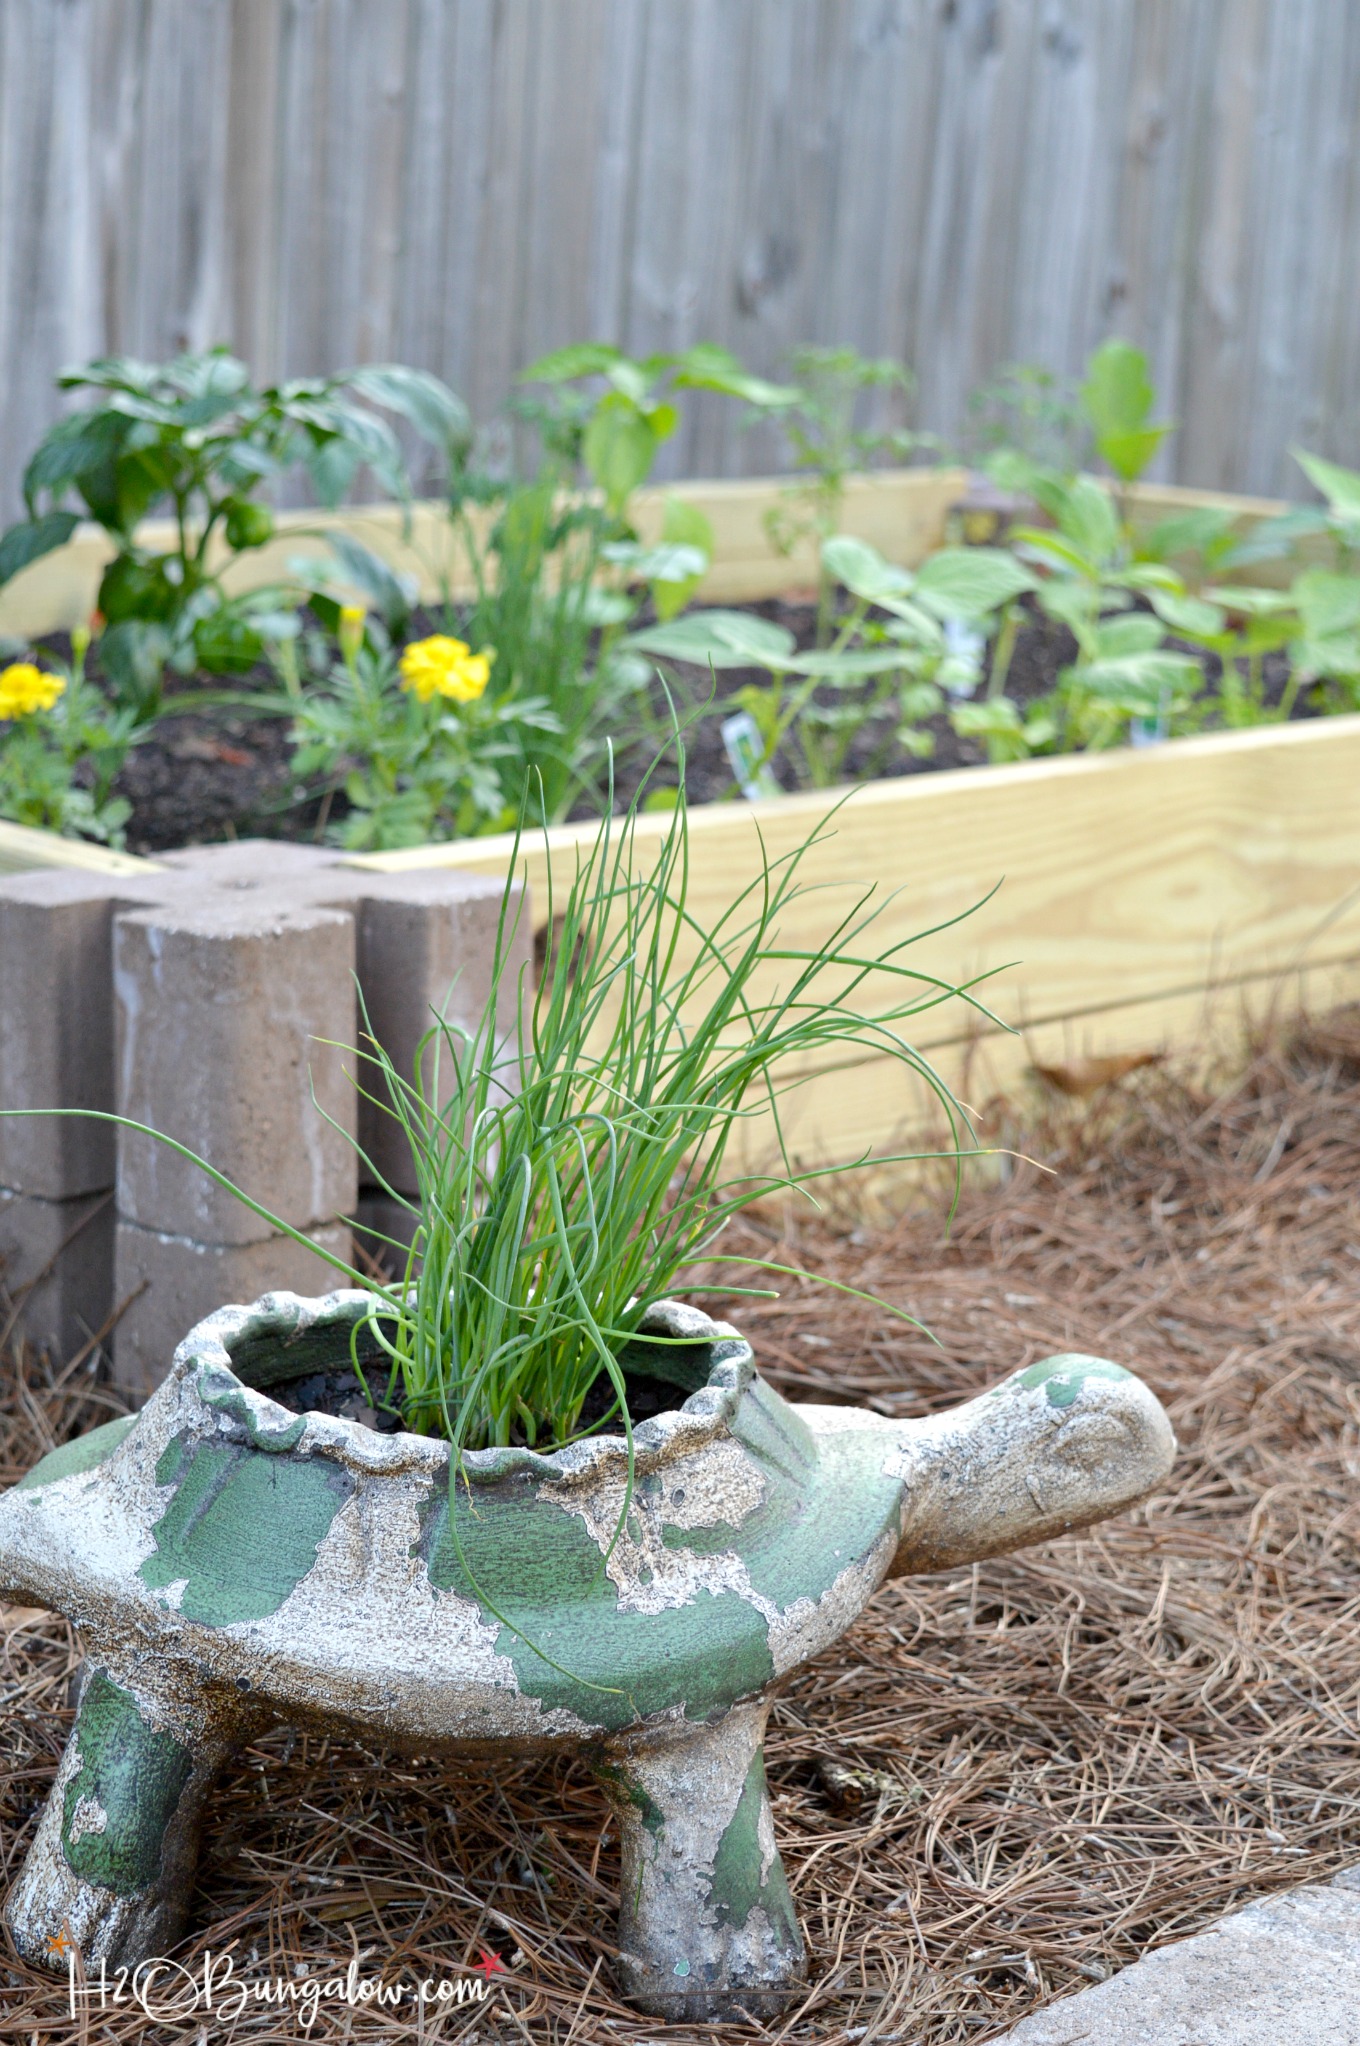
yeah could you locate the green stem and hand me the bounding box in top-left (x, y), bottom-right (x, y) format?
top-left (988, 605), bottom-right (1020, 699)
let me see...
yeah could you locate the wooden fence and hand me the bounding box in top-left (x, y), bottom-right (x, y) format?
top-left (1, 0), bottom-right (1358, 520)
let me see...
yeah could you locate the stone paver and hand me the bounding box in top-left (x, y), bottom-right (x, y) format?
top-left (994, 1869), bottom-right (1360, 2045)
top-left (0, 843), bottom-right (529, 1380)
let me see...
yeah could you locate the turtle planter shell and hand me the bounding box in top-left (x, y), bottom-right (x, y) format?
top-left (0, 1290), bottom-right (1175, 2021)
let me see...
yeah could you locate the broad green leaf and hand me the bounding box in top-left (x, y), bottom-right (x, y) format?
top-left (1013, 527), bottom-right (1099, 578)
top-left (575, 586), bottom-right (635, 628)
top-left (1083, 339), bottom-right (1156, 433)
top-left (1036, 582), bottom-right (1097, 641)
top-left (899, 680), bottom-right (944, 721)
top-left (786, 647), bottom-right (913, 679)
top-left (1292, 448), bottom-right (1360, 523)
top-left (1093, 613), bottom-right (1164, 660)
top-left (1202, 584), bottom-right (1298, 617)
top-left (346, 365), bottom-right (471, 452)
top-left (883, 604), bottom-right (947, 650)
top-left (602, 541), bottom-right (709, 583)
top-left (821, 533), bottom-right (914, 606)
top-left (953, 697), bottom-right (1021, 734)
top-left (583, 396), bottom-right (658, 509)
top-left (661, 497), bottom-right (715, 555)
top-left (325, 531), bottom-right (416, 636)
top-left (604, 358), bottom-right (651, 406)
top-left (1096, 424), bottom-right (1170, 484)
top-left (914, 546), bottom-right (1037, 620)
top-left (656, 497), bottom-right (713, 619)
top-left (306, 435), bottom-right (363, 508)
top-left (1083, 339), bottom-right (1171, 481)
top-left (646, 398), bottom-right (680, 444)
top-left (1292, 630), bottom-right (1360, 681)
top-left (23, 410), bottom-right (130, 509)
top-left (1055, 474), bottom-right (1121, 565)
top-left (519, 342), bottom-right (623, 384)
top-left (1077, 651), bottom-right (1201, 705)
top-left (624, 609), bottom-right (797, 669)
top-left (1145, 506), bottom-right (1238, 562)
top-left (0, 511), bottom-right (79, 587)
top-left (1148, 589), bottom-right (1228, 639)
top-left (986, 450), bottom-right (1079, 529)
top-left (671, 344), bottom-right (799, 408)
top-left (1223, 506), bottom-right (1330, 568)
top-left (1120, 562), bottom-right (1183, 593)
top-left (1291, 567), bottom-right (1360, 639)
top-left (100, 619), bottom-right (171, 711)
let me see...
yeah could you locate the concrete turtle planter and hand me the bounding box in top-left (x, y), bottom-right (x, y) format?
top-left (0, 1289), bottom-right (1174, 2020)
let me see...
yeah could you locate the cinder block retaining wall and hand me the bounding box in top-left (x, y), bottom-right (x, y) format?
top-left (0, 843), bottom-right (526, 1394)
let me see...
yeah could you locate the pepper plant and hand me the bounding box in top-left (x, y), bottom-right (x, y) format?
top-left (0, 350), bottom-right (465, 713)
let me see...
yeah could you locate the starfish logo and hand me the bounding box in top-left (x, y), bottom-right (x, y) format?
top-left (46, 1923), bottom-right (76, 1960)
top-left (474, 1947), bottom-right (507, 1980)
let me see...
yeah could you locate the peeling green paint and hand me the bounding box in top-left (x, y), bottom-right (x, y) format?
top-left (594, 1760), bottom-right (666, 1838)
top-left (16, 1414), bottom-right (137, 1492)
top-left (662, 1412), bottom-right (901, 1614)
top-left (709, 1749), bottom-right (799, 1945)
top-left (1011, 1354), bottom-right (1132, 1409)
top-left (139, 1436), bottom-right (353, 1625)
top-left (424, 1480), bottom-right (775, 1731)
top-left (60, 1673), bottom-right (193, 1895)
top-left (196, 1366), bottom-right (306, 1451)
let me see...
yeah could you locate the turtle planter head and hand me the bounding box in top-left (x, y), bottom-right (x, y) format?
top-left (0, 1288), bottom-right (1174, 2019)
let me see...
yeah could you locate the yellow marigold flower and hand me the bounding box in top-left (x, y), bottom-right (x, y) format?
top-left (399, 634), bottom-right (494, 706)
top-left (0, 662), bottom-right (65, 721)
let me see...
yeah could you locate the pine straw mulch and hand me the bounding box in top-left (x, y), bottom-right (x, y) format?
top-left (3, 1009), bottom-right (1360, 2044)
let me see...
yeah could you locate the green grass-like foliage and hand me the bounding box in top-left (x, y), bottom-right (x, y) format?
top-left (352, 756), bottom-right (982, 1456)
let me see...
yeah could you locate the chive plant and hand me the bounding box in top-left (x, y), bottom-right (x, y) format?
top-left (3, 751), bottom-right (996, 1479)
top-left (349, 753), bottom-right (993, 1459)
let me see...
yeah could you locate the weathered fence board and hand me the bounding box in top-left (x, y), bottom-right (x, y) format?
top-left (0, 0), bottom-right (1358, 518)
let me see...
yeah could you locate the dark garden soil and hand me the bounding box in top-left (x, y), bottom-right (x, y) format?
top-left (271, 1356), bottom-right (688, 1441)
top-left (4, 1008), bottom-right (1359, 2043)
top-left (35, 593), bottom-right (1311, 858)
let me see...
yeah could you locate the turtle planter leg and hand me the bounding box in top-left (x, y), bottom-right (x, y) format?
top-left (5, 1659), bottom-right (248, 1972)
top-left (600, 1699), bottom-right (805, 2022)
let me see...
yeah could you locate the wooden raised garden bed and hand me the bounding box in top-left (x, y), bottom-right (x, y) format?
top-left (1, 470), bottom-right (1356, 1172)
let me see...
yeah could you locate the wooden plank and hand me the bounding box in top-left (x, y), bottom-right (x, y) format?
top-left (0, 459), bottom-right (1328, 637)
top-left (0, 817), bottom-right (158, 877)
top-left (0, 465), bottom-right (969, 634)
top-left (348, 715), bottom-right (1360, 1165)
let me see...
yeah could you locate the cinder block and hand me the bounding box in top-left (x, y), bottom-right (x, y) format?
top-left (0, 1184), bottom-right (114, 1361)
top-left (111, 1216), bottom-right (354, 1400)
top-left (343, 870), bottom-right (531, 1192)
top-left (112, 899), bottom-right (359, 1243)
top-left (0, 869), bottom-right (158, 1198)
top-left (156, 842), bottom-right (341, 881)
